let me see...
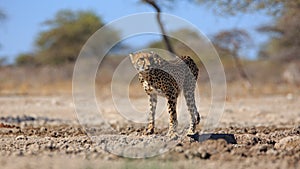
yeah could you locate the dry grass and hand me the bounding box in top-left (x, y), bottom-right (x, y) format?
top-left (0, 58), bottom-right (299, 96)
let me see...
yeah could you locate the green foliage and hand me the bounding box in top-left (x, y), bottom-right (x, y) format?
top-left (196, 0), bottom-right (284, 15)
top-left (147, 28), bottom-right (217, 66)
top-left (147, 28), bottom-right (200, 56)
top-left (0, 9), bottom-right (5, 21)
top-left (15, 53), bottom-right (37, 66)
top-left (213, 29), bottom-right (251, 54)
top-left (0, 9), bottom-right (6, 51)
top-left (0, 57), bottom-right (6, 66)
top-left (196, 0), bottom-right (300, 61)
top-left (258, 1), bottom-right (300, 61)
top-left (34, 9), bottom-right (119, 65)
top-left (141, 0), bottom-right (285, 15)
top-left (147, 28), bottom-right (233, 57)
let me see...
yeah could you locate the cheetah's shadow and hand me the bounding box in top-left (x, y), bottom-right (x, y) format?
top-left (189, 133), bottom-right (237, 144)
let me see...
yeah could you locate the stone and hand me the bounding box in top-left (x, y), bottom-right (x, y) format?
top-left (274, 136), bottom-right (300, 150)
top-left (15, 135), bottom-right (26, 140)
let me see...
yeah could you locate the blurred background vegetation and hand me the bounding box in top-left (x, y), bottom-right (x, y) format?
top-left (0, 0), bottom-right (299, 95)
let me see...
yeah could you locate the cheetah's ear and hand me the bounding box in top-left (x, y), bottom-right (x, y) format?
top-left (129, 53), bottom-right (133, 60)
top-left (149, 51), bottom-right (156, 57)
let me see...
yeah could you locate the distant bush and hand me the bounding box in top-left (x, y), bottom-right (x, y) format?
top-left (15, 53), bottom-right (38, 66)
top-left (33, 9), bottom-right (120, 65)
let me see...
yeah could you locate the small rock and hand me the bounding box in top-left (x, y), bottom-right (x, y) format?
top-left (109, 120), bottom-right (119, 125)
top-left (174, 146), bottom-right (184, 153)
top-left (103, 154), bottom-right (118, 160)
top-left (20, 122), bottom-right (27, 130)
top-left (184, 150), bottom-right (194, 159)
top-left (274, 136), bottom-right (300, 150)
top-left (266, 148), bottom-right (279, 156)
top-left (249, 127), bottom-right (257, 134)
top-left (46, 141), bottom-right (56, 150)
top-left (198, 149), bottom-right (211, 159)
top-left (40, 127), bottom-right (47, 133)
top-left (66, 146), bottom-right (75, 154)
top-left (51, 99), bottom-right (60, 105)
top-left (286, 93), bottom-right (293, 100)
top-left (225, 109), bottom-right (233, 113)
top-left (13, 151), bottom-right (24, 157)
top-left (51, 131), bottom-right (59, 137)
top-left (250, 144), bottom-right (270, 154)
top-left (16, 135), bottom-right (26, 140)
top-left (291, 125), bottom-right (300, 134)
top-left (28, 143), bottom-right (40, 152)
top-left (239, 106), bottom-right (248, 112)
top-left (69, 102), bottom-right (74, 107)
top-left (259, 144), bottom-right (269, 152)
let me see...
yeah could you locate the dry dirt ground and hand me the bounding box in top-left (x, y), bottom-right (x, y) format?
top-left (0, 93), bottom-right (299, 169)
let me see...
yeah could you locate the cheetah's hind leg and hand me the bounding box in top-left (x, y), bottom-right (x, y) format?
top-left (183, 83), bottom-right (200, 136)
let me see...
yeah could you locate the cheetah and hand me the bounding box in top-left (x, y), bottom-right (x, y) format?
top-left (129, 51), bottom-right (200, 138)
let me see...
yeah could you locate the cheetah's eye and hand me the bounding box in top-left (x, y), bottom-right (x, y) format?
top-left (137, 58), bottom-right (145, 64)
top-left (135, 58), bottom-right (146, 71)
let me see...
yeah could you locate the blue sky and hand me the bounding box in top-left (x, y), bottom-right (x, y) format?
top-left (0, 0), bottom-right (273, 63)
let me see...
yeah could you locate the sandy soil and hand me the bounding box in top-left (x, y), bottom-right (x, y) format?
top-left (0, 94), bottom-right (299, 169)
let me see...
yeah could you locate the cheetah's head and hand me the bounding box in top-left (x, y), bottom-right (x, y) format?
top-left (129, 51), bottom-right (160, 72)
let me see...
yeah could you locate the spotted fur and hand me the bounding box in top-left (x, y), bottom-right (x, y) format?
top-left (129, 51), bottom-right (200, 137)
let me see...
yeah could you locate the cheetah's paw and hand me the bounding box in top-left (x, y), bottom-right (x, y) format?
top-left (167, 131), bottom-right (179, 140)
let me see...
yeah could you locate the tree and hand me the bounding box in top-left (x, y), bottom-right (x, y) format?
top-left (213, 29), bottom-right (252, 88)
top-left (147, 28), bottom-right (204, 56)
top-left (196, 0), bottom-right (284, 15)
top-left (35, 9), bottom-right (120, 65)
top-left (0, 9), bottom-right (6, 66)
top-left (15, 53), bottom-right (37, 66)
top-left (196, 0), bottom-right (300, 62)
top-left (142, 0), bottom-right (175, 54)
top-left (140, 0), bottom-right (284, 15)
top-left (0, 9), bottom-right (6, 49)
top-left (257, 1), bottom-right (300, 61)
top-left (0, 9), bottom-right (5, 22)
top-left (0, 57), bottom-right (6, 66)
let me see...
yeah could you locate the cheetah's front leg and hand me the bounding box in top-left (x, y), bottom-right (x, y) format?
top-left (145, 93), bottom-right (157, 135)
top-left (167, 98), bottom-right (178, 139)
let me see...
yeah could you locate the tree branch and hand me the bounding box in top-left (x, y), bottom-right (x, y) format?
top-left (143, 0), bottom-right (175, 54)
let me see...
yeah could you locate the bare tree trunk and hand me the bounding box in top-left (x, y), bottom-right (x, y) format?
top-left (143, 0), bottom-right (175, 54)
